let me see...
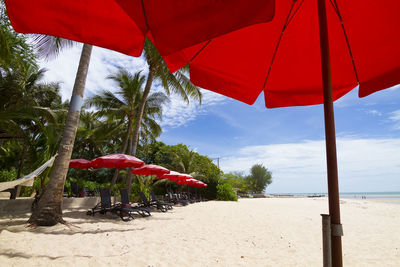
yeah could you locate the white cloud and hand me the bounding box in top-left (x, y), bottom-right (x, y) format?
top-left (39, 45), bottom-right (148, 101)
top-left (389, 110), bottom-right (400, 121)
top-left (366, 109), bottom-right (382, 116)
top-left (220, 138), bottom-right (400, 193)
top-left (39, 45), bottom-right (226, 127)
top-left (389, 110), bottom-right (400, 130)
top-left (160, 88), bottom-right (227, 128)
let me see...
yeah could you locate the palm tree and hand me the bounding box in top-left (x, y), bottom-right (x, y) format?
top-left (28, 35), bottom-right (93, 226)
top-left (130, 39), bottom-right (202, 157)
top-left (0, 2), bottom-right (37, 69)
top-left (86, 68), bottom-right (168, 190)
top-left (0, 60), bottom-right (62, 198)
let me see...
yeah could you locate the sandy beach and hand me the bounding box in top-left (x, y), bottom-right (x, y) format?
top-left (0, 197), bottom-right (399, 266)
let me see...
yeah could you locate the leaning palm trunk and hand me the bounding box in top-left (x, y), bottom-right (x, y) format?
top-left (130, 69), bottom-right (154, 156)
top-left (29, 44), bottom-right (92, 226)
top-left (126, 70), bottom-right (154, 193)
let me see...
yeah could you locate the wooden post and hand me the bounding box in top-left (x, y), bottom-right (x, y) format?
top-left (321, 214), bottom-right (332, 267)
top-left (316, 0), bottom-right (343, 266)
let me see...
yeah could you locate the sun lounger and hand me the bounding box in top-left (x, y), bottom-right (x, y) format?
top-left (167, 192), bottom-right (189, 206)
top-left (138, 191), bottom-right (168, 212)
top-left (87, 188), bottom-right (135, 221)
top-left (119, 189), bottom-right (152, 217)
top-left (150, 190), bottom-right (173, 210)
top-left (70, 182), bottom-right (80, 197)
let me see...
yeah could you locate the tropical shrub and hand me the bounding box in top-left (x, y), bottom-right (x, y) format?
top-left (216, 183), bottom-right (237, 201)
top-left (0, 168), bottom-right (17, 182)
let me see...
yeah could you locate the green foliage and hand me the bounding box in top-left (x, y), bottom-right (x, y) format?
top-left (0, 168), bottom-right (17, 182)
top-left (216, 183), bottom-right (237, 201)
top-left (136, 142), bottom-right (221, 199)
top-left (0, 3), bottom-right (37, 69)
top-left (131, 175), bottom-right (154, 200)
top-left (222, 171), bottom-right (249, 194)
top-left (246, 164), bottom-right (272, 194)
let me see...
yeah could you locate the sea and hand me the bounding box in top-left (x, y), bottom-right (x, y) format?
top-left (268, 192), bottom-right (400, 204)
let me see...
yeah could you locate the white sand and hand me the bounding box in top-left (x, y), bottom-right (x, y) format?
top-left (0, 198), bottom-right (399, 266)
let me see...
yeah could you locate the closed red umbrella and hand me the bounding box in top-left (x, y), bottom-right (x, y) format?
top-left (4, 0), bottom-right (274, 58)
top-left (90, 154), bottom-right (144, 169)
top-left (69, 159), bottom-right (92, 169)
top-left (131, 164), bottom-right (170, 177)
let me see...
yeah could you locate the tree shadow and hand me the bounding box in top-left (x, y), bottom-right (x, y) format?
top-left (0, 249), bottom-right (131, 260)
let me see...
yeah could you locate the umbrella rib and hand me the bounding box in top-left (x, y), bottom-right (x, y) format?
top-left (140, 0), bottom-right (150, 32)
top-left (262, 0), bottom-right (301, 90)
top-left (329, 0), bottom-right (360, 84)
top-left (287, 0), bottom-right (305, 26)
top-left (188, 39), bottom-right (212, 64)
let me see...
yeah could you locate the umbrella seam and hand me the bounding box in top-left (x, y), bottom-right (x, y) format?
top-left (329, 0), bottom-right (360, 84)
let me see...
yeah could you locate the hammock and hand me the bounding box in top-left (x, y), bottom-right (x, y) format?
top-left (0, 154), bottom-right (57, 192)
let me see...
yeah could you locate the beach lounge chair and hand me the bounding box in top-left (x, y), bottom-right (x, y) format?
top-left (138, 191), bottom-right (168, 212)
top-left (150, 190), bottom-right (173, 210)
top-left (119, 189), bottom-right (152, 217)
top-left (87, 188), bottom-right (134, 221)
top-left (167, 192), bottom-right (189, 206)
top-left (182, 192), bottom-right (195, 203)
top-left (70, 182), bottom-right (80, 197)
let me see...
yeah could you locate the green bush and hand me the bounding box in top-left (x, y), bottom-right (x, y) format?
top-left (0, 168), bottom-right (18, 182)
top-left (216, 183), bottom-right (238, 201)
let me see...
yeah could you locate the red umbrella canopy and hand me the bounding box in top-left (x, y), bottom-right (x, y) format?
top-left (164, 0), bottom-right (400, 107)
top-left (180, 178), bottom-right (200, 187)
top-left (4, 0), bottom-right (275, 58)
top-left (131, 164), bottom-right (170, 177)
top-left (69, 159), bottom-right (92, 169)
top-left (160, 171), bottom-right (191, 182)
top-left (90, 154), bottom-right (144, 169)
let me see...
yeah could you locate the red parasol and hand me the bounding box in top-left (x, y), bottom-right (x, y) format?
top-left (131, 164), bottom-right (170, 177)
top-left (165, 0), bottom-right (400, 106)
top-left (90, 154), bottom-right (144, 169)
top-left (159, 171), bottom-right (191, 182)
top-left (163, 2), bottom-right (400, 265)
top-left (4, 0), bottom-right (275, 58)
top-left (69, 159), bottom-right (92, 169)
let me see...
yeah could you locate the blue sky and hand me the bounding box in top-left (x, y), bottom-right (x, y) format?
top-left (39, 45), bottom-right (400, 194)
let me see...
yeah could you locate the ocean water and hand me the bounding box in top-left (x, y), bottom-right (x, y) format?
top-left (339, 191), bottom-right (400, 200)
top-left (269, 192), bottom-right (400, 201)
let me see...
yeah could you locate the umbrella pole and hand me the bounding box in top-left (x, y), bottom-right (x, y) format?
top-left (317, 0), bottom-right (343, 266)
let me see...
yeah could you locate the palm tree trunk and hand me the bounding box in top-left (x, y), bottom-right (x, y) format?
top-left (130, 69), bottom-right (155, 156)
top-left (109, 118), bottom-right (132, 191)
top-left (29, 44), bottom-right (92, 226)
top-left (125, 132), bottom-right (134, 192)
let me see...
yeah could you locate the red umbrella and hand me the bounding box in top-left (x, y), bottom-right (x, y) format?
top-left (69, 159), bottom-right (92, 169)
top-left (90, 154), bottom-right (144, 169)
top-left (163, 2), bottom-right (400, 265)
top-left (159, 171), bottom-right (191, 182)
top-left (131, 164), bottom-right (170, 177)
top-left (4, 0), bottom-right (275, 58)
top-left (195, 181), bottom-right (207, 188)
top-left (165, 0), bottom-right (400, 106)
top-left (176, 180), bottom-right (188, 186)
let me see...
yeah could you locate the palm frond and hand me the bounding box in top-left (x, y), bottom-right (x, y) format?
top-left (32, 35), bottom-right (75, 60)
